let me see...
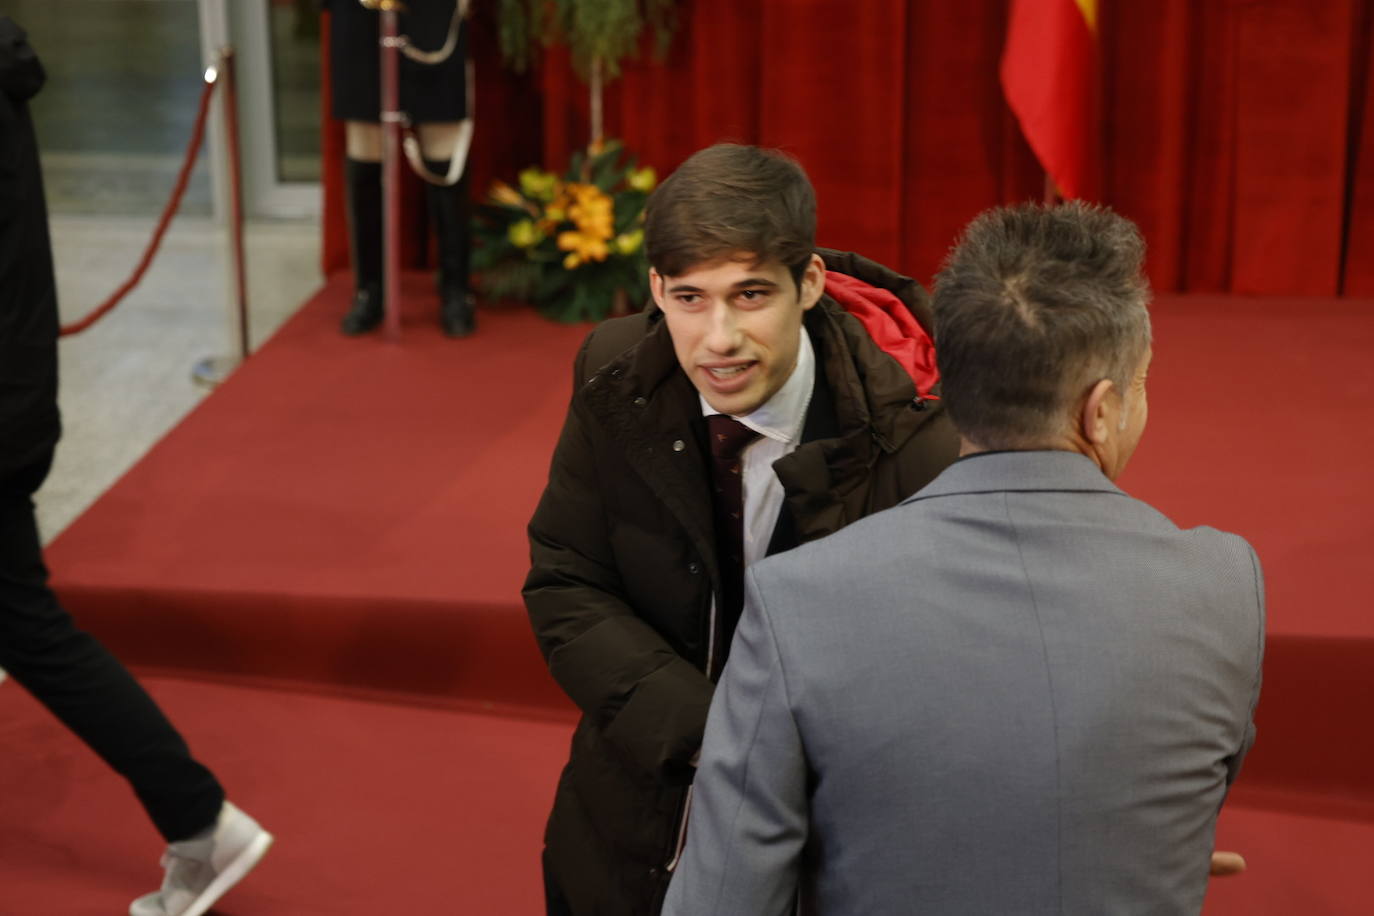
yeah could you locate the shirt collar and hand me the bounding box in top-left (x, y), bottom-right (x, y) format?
top-left (699, 328), bottom-right (815, 446)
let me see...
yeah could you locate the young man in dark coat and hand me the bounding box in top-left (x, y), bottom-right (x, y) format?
top-left (524, 144), bottom-right (960, 914)
top-left (0, 18), bottom-right (271, 916)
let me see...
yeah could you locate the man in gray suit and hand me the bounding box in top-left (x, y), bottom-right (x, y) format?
top-left (662, 202), bottom-right (1264, 915)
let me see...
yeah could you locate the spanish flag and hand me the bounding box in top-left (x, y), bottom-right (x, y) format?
top-left (1000, 0), bottom-right (1100, 200)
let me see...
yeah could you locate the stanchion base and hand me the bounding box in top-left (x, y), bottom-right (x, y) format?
top-left (191, 354), bottom-right (243, 389)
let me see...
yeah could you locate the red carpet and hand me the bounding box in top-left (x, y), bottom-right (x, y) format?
top-left (1, 675), bottom-right (1368, 915)
top-left (1126, 296), bottom-right (1374, 642)
top-left (11, 281), bottom-right (1374, 912)
top-left (1125, 296), bottom-right (1374, 821)
top-left (0, 674), bottom-right (569, 914)
top-left (46, 273), bottom-right (589, 717)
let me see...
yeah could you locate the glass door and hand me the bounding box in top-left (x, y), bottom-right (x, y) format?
top-left (200, 0), bottom-right (321, 220)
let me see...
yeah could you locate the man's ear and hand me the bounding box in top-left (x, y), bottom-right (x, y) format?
top-left (648, 268), bottom-right (666, 310)
top-left (1080, 378), bottom-right (1117, 445)
top-left (800, 253), bottom-right (827, 311)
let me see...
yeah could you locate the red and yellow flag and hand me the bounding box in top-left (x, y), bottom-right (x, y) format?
top-left (1000, 0), bottom-right (1100, 200)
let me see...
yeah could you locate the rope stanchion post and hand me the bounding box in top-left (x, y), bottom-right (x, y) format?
top-left (192, 45), bottom-right (254, 389)
top-left (221, 45), bottom-right (251, 362)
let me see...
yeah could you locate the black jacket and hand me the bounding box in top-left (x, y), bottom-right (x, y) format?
top-left (0, 17), bottom-right (59, 483)
top-left (324, 0), bottom-right (468, 124)
top-left (524, 249), bottom-right (960, 913)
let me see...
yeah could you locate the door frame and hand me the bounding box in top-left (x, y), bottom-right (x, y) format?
top-left (198, 0), bottom-right (320, 221)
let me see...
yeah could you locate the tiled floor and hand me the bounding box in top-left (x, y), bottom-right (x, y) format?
top-left (40, 215), bottom-right (322, 543)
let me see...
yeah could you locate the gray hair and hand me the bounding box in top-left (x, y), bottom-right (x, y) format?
top-left (932, 201), bottom-right (1152, 449)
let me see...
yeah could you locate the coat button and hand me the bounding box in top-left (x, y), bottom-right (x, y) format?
top-left (633, 396), bottom-right (647, 407)
top-left (649, 866), bottom-right (662, 878)
top-left (687, 562), bottom-right (701, 574)
top-left (672, 439), bottom-right (685, 452)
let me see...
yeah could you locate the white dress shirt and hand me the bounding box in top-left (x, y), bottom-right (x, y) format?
top-left (699, 329), bottom-right (815, 568)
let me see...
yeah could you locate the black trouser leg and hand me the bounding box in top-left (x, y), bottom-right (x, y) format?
top-left (0, 455), bottom-right (225, 843)
top-left (425, 161), bottom-right (475, 337)
top-left (543, 850), bottom-right (574, 916)
top-left (341, 157), bottom-right (384, 335)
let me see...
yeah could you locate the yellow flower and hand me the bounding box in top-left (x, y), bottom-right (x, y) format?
top-left (558, 230), bottom-right (611, 268)
top-left (508, 219), bottom-right (543, 249)
top-left (545, 206), bottom-right (567, 223)
top-left (627, 166), bottom-right (657, 193)
top-left (567, 183), bottom-right (615, 241)
top-left (614, 229), bottom-right (643, 255)
top-left (518, 167), bottom-right (558, 202)
top-left (489, 180), bottom-right (524, 207)
top-left (574, 212), bottom-right (613, 239)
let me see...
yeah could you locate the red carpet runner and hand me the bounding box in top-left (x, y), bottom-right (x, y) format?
top-left (0, 674), bottom-right (569, 914)
top-left (3, 280), bottom-right (1371, 912)
top-left (45, 273), bottom-right (590, 717)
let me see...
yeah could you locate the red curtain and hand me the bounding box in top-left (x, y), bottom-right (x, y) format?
top-left (321, 0), bottom-right (1374, 298)
top-left (1343, 0), bottom-right (1374, 295)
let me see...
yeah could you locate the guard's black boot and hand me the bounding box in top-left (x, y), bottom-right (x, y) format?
top-left (341, 158), bottom-right (384, 335)
top-left (425, 162), bottom-right (475, 337)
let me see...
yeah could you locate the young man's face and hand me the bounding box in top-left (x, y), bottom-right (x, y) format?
top-left (651, 253), bottom-right (826, 416)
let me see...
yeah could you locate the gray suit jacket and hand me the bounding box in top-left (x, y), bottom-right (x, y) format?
top-left (663, 450), bottom-right (1264, 916)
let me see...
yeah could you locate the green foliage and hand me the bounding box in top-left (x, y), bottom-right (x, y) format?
top-left (498, 0), bottom-right (678, 80)
top-left (496, 0), bottom-right (540, 73)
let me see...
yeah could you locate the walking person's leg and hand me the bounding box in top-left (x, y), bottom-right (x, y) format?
top-left (0, 453), bottom-right (271, 916)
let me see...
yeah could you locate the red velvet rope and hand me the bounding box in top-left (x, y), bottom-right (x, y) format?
top-left (58, 65), bottom-right (221, 337)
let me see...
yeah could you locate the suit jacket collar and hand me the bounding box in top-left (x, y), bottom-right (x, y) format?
top-left (906, 449), bottom-right (1125, 503)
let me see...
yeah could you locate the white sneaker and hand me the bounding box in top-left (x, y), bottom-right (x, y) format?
top-left (129, 801), bottom-right (273, 916)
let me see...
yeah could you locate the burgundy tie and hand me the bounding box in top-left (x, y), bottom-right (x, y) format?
top-left (707, 414), bottom-right (761, 669)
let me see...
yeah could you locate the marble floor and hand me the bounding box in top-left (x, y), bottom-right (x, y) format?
top-left (39, 215), bottom-right (322, 543)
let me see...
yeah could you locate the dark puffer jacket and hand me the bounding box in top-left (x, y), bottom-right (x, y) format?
top-left (524, 249), bottom-right (960, 914)
top-left (0, 17), bottom-right (59, 482)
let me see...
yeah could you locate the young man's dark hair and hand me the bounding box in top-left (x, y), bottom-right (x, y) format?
top-left (932, 201), bottom-right (1152, 451)
top-left (644, 143), bottom-right (817, 287)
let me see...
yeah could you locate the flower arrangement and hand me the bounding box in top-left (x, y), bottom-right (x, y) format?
top-left (473, 140), bottom-right (657, 322)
